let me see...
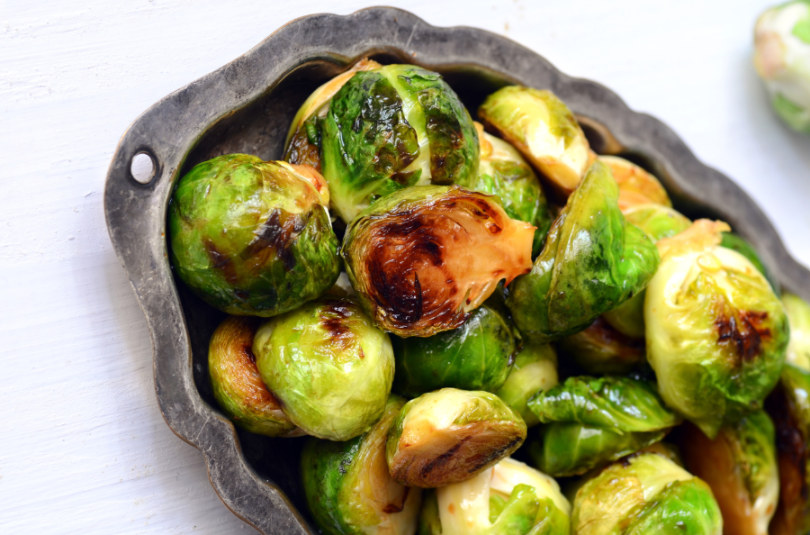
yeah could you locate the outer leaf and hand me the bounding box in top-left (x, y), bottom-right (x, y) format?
top-left (622, 479), bottom-right (723, 535)
top-left (783, 292), bottom-right (810, 370)
top-left (720, 231), bottom-right (781, 295)
top-left (495, 343), bottom-right (559, 427)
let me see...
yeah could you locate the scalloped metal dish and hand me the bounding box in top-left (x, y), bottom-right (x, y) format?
top-left (104, 7), bottom-right (810, 534)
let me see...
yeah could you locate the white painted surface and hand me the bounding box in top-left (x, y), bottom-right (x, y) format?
top-left (1, 0), bottom-right (808, 533)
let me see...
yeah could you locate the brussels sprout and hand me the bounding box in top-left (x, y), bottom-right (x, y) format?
top-left (253, 296), bottom-right (394, 441)
top-left (472, 123), bottom-right (553, 257)
top-left (506, 161), bottom-right (660, 342)
top-left (598, 156), bottom-right (671, 211)
top-left (343, 185), bottom-right (534, 338)
top-left (419, 457), bottom-right (570, 535)
top-left (478, 86), bottom-right (590, 197)
top-left (720, 231), bottom-right (780, 295)
top-left (645, 219), bottom-right (789, 438)
top-left (283, 58), bottom-right (382, 171)
top-left (680, 411), bottom-right (778, 535)
top-left (301, 395), bottom-right (422, 535)
top-left (557, 318), bottom-right (645, 375)
top-left (495, 343), bottom-right (559, 427)
top-left (386, 388), bottom-right (527, 488)
top-left (783, 292), bottom-right (810, 369)
top-left (321, 64), bottom-right (479, 223)
top-left (208, 316), bottom-right (299, 437)
top-left (754, 2), bottom-right (810, 133)
top-left (392, 303), bottom-right (517, 397)
top-left (168, 154), bottom-right (341, 316)
top-left (571, 451), bottom-right (723, 535)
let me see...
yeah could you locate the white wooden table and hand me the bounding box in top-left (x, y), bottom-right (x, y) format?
top-left (2, 0), bottom-right (808, 532)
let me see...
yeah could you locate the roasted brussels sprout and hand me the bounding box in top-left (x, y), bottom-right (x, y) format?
top-left (321, 64), bottom-right (479, 223)
top-left (526, 376), bottom-right (681, 476)
top-left (284, 58), bottom-right (382, 171)
top-left (168, 154), bottom-right (341, 316)
top-left (720, 231), bottom-right (780, 295)
top-left (419, 457), bottom-right (570, 535)
top-left (506, 161), bottom-right (660, 342)
top-left (495, 343), bottom-right (559, 427)
top-left (754, 2), bottom-right (810, 133)
top-left (557, 318), bottom-right (645, 375)
top-left (478, 86), bottom-right (590, 197)
top-left (472, 122), bottom-right (553, 257)
top-left (208, 316), bottom-right (299, 437)
top-left (343, 185), bottom-right (534, 337)
top-left (645, 219), bottom-right (789, 438)
top-left (571, 451), bottom-right (723, 535)
top-left (783, 292), bottom-right (810, 369)
top-left (598, 156), bottom-right (671, 211)
top-left (392, 303), bottom-right (517, 397)
top-left (680, 411), bottom-right (778, 535)
top-left (253, 296), bottom-right (394, 441)
top-left (386, 388), bottom-right (527, 488)
top-left (301, 395), bottom-right (422, 535)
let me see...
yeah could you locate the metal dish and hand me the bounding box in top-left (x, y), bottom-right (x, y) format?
top-left (103, 6), bottom-right (810, 534)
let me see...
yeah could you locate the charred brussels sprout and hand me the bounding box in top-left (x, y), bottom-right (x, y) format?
top-left (322, 64), bottom-right (479, 223)
top-left (392, 303), bottom-right (517, 397)
top-left (720, 232), bottom-right (780, 295)
top-left (253, 296), bottom-right (394, 441)
top-left (598, 156), bottom-right (671, 211)
top-left (571, 451), bottom-right (723, 535)
top-left (506, 161), bottom-right (660, 342)
top-left (557, 318), bottom-right (646, 375)
top-left (343, 186), bottom-right (534, 337)
top-left (478, 86), bottom-right (590, 197)
top-left (301, 395), bottom-right (422, 535)
top-left (526, 376), bottom-right (681, 476)
top-left (495, 343), bottom-right (559, 427)
top-left (386, 389), bottom-right (527, 488)
top-left (420, 458), bottom-right (570, 535)
top-left (645, 220), bottom-right (789, 438)
top-left (681, 411), bottom-right (778, 535)
top-left (784, 292), bottom-right (810, 369)
top-left (208, 316), bottom-right (299, 437)
top-left (472, 123), bottom-right (553, 257)
top-left (168, 154), bottom-right (341, 316)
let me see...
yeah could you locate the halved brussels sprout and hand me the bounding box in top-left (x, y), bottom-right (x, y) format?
top-left (419, 457), bottom-right (570, 535)
top-left (598, 156), bottom-right (671, 211)
top-left (472, 122), bottom-right (553, 257)
top-left (783, 292), bottom-right (810, 369)
top-left (495, 343), bottom-right (559, 427)
top-left (557, 318), bottom-right (645, 375)
top-left (385, 388), bottom-right (527, 488)
top-left (343, 185), bottom-right (534, 337)
top-left (321, 64), bottom-right (479, 223)
top-left (301, 395), bottom-right (422, 535)
top-left (506, 161), bottom-right (660, 342)
top-left (392, 303), bottom-right (517, 397)
top-left (680, 411), bottom-right (778, 535)
top-left (645, 219), bottom-right (789, 438)
top-left (754, 2), bottom-right (810, 133)
top-left (720, 231), bottom-right (780, 295)
top-left (168, 154), bottom-right (341, 316)
top-left (478, 86), bottom-right (590, 197)
top-left (571, 451), bottom-right (723, 535)
top-left (253, 296), bottom-right (394, 441)
top-left (208, 316), bottom-right (299, 437)
top-left (283, 58), bottom-right (382, 171)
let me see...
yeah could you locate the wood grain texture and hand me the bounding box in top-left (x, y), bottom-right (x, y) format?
top-left (1, 0), bottom-right (808, 533)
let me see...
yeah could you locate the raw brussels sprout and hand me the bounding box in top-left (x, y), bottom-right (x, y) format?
top-left (419, 457), bottom-right (570, 535)
top-left (253, 296), bottom-right (394, 441)
top-left (680, 411), bottom-right (778, 535)
top-left (645, 219), bottom-right (789, 438)
top-left (720, 231), bottom-right (780, 295)
top-left (385, 388), bottom-right (527, 488)
top-left (301, 395), bottom-right (422, 535)
top-left (472, 123), bottom-right (553, 257)
top-left (598, 156), bottom-right (671, 211)
top-left (495, 343), bottom-right (559, 427)
top-left (754, 2), bottom-right (810, 133)
top-left (506, 161), bottom-right (660, 342)
top-left (208, 316), bottom-right (299, 437)
top-left (392, 303), bottom-right (517, 397)
top-left (321, 64), bottom-right (479, 223)
top-left (571, 451), bottom-right (723, 535)
top-left (343, 185), bottom-right (534, 338)
top-left (283, 58), bottom-right (382, 171)
top-left (557, 318), bottom-right (645, 375)
top-left (478, 86), bottom-right (590, 197)
top-left (783, 292), bottom-right (810, 369)
top-left (168, 154), bottom-right (341, 316)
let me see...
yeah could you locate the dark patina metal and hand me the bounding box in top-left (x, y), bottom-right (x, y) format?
top-left (104, 7), bottom-right (810, 533)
